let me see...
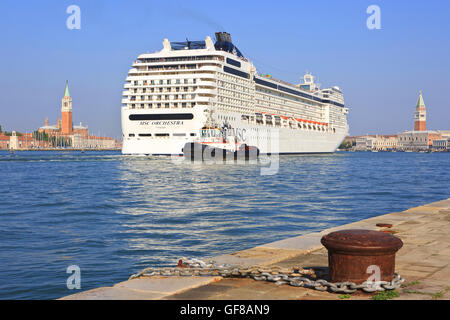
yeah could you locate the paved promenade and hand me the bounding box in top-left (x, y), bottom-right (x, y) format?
top-left (62, 198), bottom-right (450, 300)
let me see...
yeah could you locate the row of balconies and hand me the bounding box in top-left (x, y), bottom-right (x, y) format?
top-left (124, 95), bottom-right (196, 103)
top-left (132, 57), bottom-right (223, 67)
top-left (218, 89), bottom-right (252, 99)
top-left (124, 88), bottom-right (217, 97)
top-left (123, 96), bottom-right (211, 104)
top-left (128, 65), bottom-right (221, 75)
top-left (129, 102), bottom-right (196, 110)
top-left (250, 119), bottom-right (332, 132)
top-left (124, 80), bottom-right (216, 90)
top-left (217, 77), bottom-right (253, 88)
top-left (255, 104), bottom-right (322, 118)
top-left (124, 73), bottom-right (217, 85)
top-left (129, 87), bottom-right (196, 94)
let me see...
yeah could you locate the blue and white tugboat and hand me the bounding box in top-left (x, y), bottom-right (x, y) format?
top-left (183, 126), bottom-right (259, 161)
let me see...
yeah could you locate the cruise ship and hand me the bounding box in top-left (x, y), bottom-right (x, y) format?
top-left (121, 32), bottom-right (349, 155)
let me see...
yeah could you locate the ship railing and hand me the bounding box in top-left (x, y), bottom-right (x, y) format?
top-left (255, 73), bottom-right (305, 91)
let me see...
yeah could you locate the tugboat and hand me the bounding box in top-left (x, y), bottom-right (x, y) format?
top-left (183, 126), bottom-right (259, 161)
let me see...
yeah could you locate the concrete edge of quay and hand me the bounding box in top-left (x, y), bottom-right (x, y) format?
top-left (60, 198), bottom-right (450, 300)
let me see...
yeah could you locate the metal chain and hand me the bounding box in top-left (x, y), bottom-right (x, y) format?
top-left (129, 257), bottom-right (405, 294)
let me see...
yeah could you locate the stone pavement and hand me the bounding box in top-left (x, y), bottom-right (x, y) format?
top-left (62, 198), bottom-right (450, 300)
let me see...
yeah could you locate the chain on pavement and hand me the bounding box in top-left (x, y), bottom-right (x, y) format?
top-left (129, 257), bottom-right (404, 294)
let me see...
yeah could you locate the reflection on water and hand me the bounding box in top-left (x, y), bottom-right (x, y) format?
top-left (0, 150), bottom-right (449, 299)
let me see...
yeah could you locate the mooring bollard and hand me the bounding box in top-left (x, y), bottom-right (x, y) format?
top-left (321, 229), bottom-right (403, 284)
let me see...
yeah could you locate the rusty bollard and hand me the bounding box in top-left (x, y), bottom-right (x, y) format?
top-left (321, 229), bottom-right (403, 284)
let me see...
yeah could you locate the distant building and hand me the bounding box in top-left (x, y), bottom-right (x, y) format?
top-left (355, 135), bottom-right (375, 151)
top-left (9, 131), bottom-right (19, 150)
top-left (439, 131), bottom-right (450, 139)
top-left (39, 83), bottom-right (73, 137)
top-left (0, 134), bottom-right (9, 149)
top-left (72, 134), bottom-right (117, 149)
top-left (0, 132), bottom-right (37, 150)
top-left (432, 138), bottom-right (450, 151)
top-left (0, 81), bottom-right (119, 150)
top-left (414, 91), bottom-right (426, 131)
top-left (432, 131), bottom-right (450, 151)
top-left (397, 91), bottom-right (443, 151)
top-left (372, 135), bottom-right (397, 151)
top-left (61, 81), bottom-right (73, 135)
top-left (398, 130), bottom-right (441, 151)
top-left (36, 81), bottom-right (117, 149)
top-left (354, 135), bottom-right (397, 151)
top-left (73, 122), bottom-right (89, 138)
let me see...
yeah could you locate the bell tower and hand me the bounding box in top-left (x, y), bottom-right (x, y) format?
top-left (61, 80), bottom-right (73, 135)
top-left (414, 90), bottom-right (426, 131)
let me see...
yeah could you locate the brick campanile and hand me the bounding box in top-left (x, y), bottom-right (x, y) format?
top-left (414, 90), bottom-right (426, 131)
top-left (61, 80), bottom-right (73, 135)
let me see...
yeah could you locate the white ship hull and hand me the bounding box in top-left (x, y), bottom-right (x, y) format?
top-left (122, 130), bottom-right (346, 155)
top-left (122, 108), bottom-right (347, 155)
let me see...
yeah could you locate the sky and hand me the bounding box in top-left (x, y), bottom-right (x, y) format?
top-left (0, 0), bottom-right (449, 138)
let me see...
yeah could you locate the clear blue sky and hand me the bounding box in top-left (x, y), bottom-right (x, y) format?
top-left (0, 0), bottom-right (449, 138)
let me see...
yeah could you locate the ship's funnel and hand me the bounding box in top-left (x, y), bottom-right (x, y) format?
top-left (214, 32), bottom-right (244, 58)
top-left (215, 32), bottom-right (232, 43)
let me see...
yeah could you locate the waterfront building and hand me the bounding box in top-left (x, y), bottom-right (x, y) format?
top-left (0, 81), bottom-right (119, 150)
top-left (0, 132), bottom-right (36, 150)
top-left (432, 138), bottom-right (450, 151)
top-left (38, 82), bottom-right (89, 138)
top-left (372, 135), bottom-right (397, 151)
top-left (398, 130), bottom-right (441, 151)
top-left (35, 81), bottom-right (117, 150)
top-left (9, 131), bottom-right (19, 150)
top-left (439, 130), bottom-right (450, 138)
top-left (397, 91), bottom-right (443, 151)
top-left (355, 135), bottom-right (375, 151)
top-left (432, 131), bottom-right (450, 151)
top-left (72, 134), bottom-right (117, 149)
top-left (354, 135), bottom-right (397, 151)
top-left (0, 134), bottom-right (9, 149)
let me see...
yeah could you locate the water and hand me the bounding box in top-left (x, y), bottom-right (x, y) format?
top-left (0, 150), bottom-right (448, 299)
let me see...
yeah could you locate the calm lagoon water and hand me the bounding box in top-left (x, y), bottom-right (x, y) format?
top-left (0, 150), bottom-right (448, 299)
